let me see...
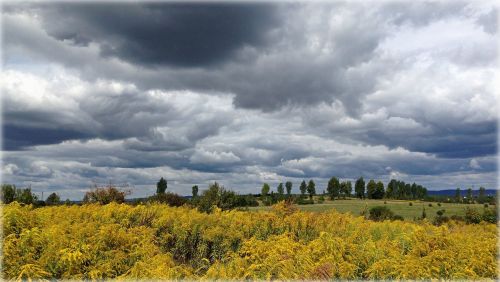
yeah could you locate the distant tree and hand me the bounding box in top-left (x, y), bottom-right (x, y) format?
top-left (300, 180), bottom-right (307, 197)
top-left (416, 185), bottom-right (427, 199)
top-left (411, 183), bottom-right (418, 199)
top-left (277, 183), bottom-right (285, 195)
top-left (455, 188), bottom-right (461, 203)
top-left (285, 181), bottom-right (293, 195)
top-left (340, 181), bottom-right (352, 199)
top-left (83, 184), bottom-right (130, 205)
top-left (1, 184), bottom-right (16, 204)
top-left (261, 183), bottom-right (270, 197)
top-left (374, 181), bottom-right (385, 199)
top-left (46, 192), bottom-right (61, 205)
top-left (156, 177), bottom-right (168, 194)
top-left (366, 180), bottom-right (377, 199)
top-left (16, 187), bottom-right (37, 205)
top-left (354, 177), bottom-right (365, 199)
top-left (467, 188), bottom-right (473, 203)
top-left (404, 184), bottom-right (411, 199)
top-left (192, 185), bottom-right (199, 198)
top-left (64, 199), bottom-right (71, 205)
top-left (386, 179), bottom-right (396, 199)
top-left (196, 182), bottom-right (236, 213)
top-left (149, 192), bottom-right (187, 207)
top-left (307, 179), bottom-right (316, 200)
top-left (478, 187), bottom-right (486, 203)
top-left (397, 181), bottom-right (406, 199)
top-left (327, 177), bottom-right (340, 200)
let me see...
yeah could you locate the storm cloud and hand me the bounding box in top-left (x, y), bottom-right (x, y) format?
top-left (1, 2), bottom-right (498, 200)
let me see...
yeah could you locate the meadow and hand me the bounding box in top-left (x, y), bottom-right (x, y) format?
top-left (2, 201), bottom-right (497, 280)
top-left (249, 197), bottom-right (487, 220)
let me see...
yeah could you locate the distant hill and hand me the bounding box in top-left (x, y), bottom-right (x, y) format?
top-left (427, 189), bottom-right (497, 197)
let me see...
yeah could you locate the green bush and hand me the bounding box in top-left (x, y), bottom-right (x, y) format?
top-left (317, 195), bottom-right (325, 203)
top-left (482, 208), bottom-right (497, 224)
top-left (149, 192), bottom-right (188, 207)
top-left (428, 203), bottom-right (433, 207)
top-left (391, 215), bottom-right (404, 221)
top-left (464, 207), bottom-right (482, 224)
top-left (409, 202), bottom-right (413, 206)
top-left (83, 185), bottom-right (129, 205)
top-left (368, 206), bottom-right (394, 221)
top-left (296, 198), bottom-right (314, 205)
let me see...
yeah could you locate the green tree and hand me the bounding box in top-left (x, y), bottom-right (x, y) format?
top-left (455, 188), bottom-right (461, 203)
top-left (83, 185), bottom-right (129, 205)
top-left (367, 180), bottom-right (377, 199)
top-left (374, 181), bottom-right (385, 199)
top-left (397, 181), bottom-right (406, 199)
top-left (340, 181), bottom-right (352, 199)
top-left (285, 181), bottom-right (293, 195)
top-left (299, 180), bottom-right (307, 197)
top-left (467, 187), bottom-right (473, 203)
top-left (192, 185), bottom-right (199, 198)
top-left (306, 179), bottom-right (316, 200)
top-left (261, 183), bottom-right (270, 197)
top-left (478, 187), bottom-right (486, 203)
top-left (277, 183), bottom-right (284, 195)
top-left (156, 177), bottom-right (167, 194)
top-left (354, 177), bottom-right (365, 199)
top-left (16, 187), bottom-right (37, 205)
top-left (386, 179), bottom-right (397, 199)
top-left (46, 192), bottom-right (60, 205)
top-left (327, 177), bottom-right (340, 200)
top-left (1, 184), bottom-right (16, 204)
top-left (411, 183), bottom-right (418, 199)
top-left (197, 182), bottom-right (237, 213)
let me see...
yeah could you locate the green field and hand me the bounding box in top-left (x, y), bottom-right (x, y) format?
top-left (249, 197), bottom-right (488, 220)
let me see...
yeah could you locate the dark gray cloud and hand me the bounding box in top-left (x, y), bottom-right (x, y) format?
top-left (37, 3), bottom-right (280, 68)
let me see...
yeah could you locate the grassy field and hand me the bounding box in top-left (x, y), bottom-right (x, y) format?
top-left (248, 197), bottom-right (488, 220)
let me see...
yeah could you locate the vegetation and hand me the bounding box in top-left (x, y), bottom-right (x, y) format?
top-left (83, 184), bottom-right (130, 204)
top-left (2, 201), bottom-right (497, 280)
top-left (148, 192), bottom-right (188, 207)
top-left (156, 177), bottom-right (168, 194)
top-left (45, 193), bottom-right (61, 206)
top-left (1, 184), bottom-right (38, 205)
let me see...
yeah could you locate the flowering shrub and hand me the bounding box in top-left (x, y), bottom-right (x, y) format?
top-left (2, 201), bottom-right (497, 280)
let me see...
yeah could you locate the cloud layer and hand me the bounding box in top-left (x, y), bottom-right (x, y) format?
top-left (2, 2), bottom-right (498, 200)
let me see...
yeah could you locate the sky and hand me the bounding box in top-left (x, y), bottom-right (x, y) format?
top-left (1, 1), bottom-right (499, 200)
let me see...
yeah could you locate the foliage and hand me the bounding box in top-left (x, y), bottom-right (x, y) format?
top-left (148, 192), bottom-right (188, 207)
top-left (2, 184), bottom-right (17, 204)
top-left (277, 183), bottom-right (284, 195)
top-left (327, 177), bottom-right (340, 200)
top-left (2, 202), bottom-right (496, 280)
top-left (46, 193), bottom-right (61, 205)
top-left (368, 206), bottom-right (394, 221)
top-left (192, 185), bottom-right (199, 198)
top-left (261, 183), bottom-right (270, 197)
top-left (2, 186), bottom-right (39, 205)
top-left (340, 181), bottom-right (352, 199)
top-left (354, 177), bottom-right (365, 199)
top-left (285, 181), bottom-right (293, 195)
top-left (195, 182), bottom-right (256, 213)
top-left (299, 180), bottom-right (307, 197)
top-left (156, 177), bottom-right (168, 194)
top-left (306, 180), bottom-right (316, 200)
top-left (83, 185), bottom-right (129, 204)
